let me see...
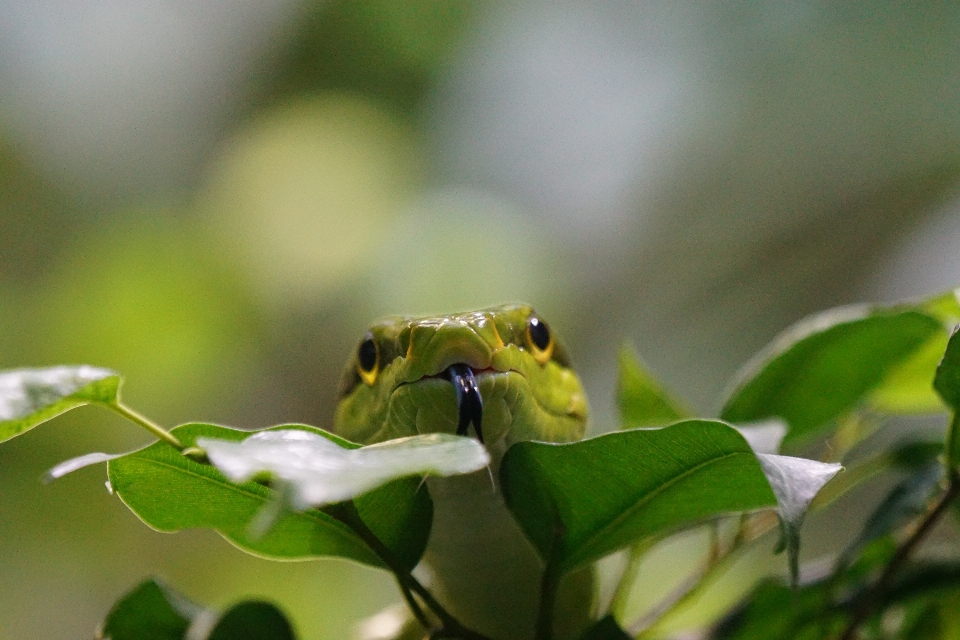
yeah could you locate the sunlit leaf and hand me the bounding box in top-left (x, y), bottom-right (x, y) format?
top-left (0, 365), bottom-right (119, 443)
top-left (868, 289), bottom-right (960, 414)
top-left (97, 578), bottom-right (202, 640)
top-left (205, 601), bottom-right (296, 640)
top-left (616, 343), bottom-right (689, 428)
top-left (198, 430), bottom-right (489, 509)
top-left (501, 420), bottom-right (778, 573)
top-left (108, 423), bottom-right (433, 570)
top-left (721, 306), bottom-right (942, 446)
top-left (755, 454), bottom-right (842, 586)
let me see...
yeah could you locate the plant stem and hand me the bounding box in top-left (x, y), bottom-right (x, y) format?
top-left (838, 474), bottom-right (960, 640)
top-left (535, 562), bottom-right (562, 640)
top-left (108, 401), bottom-right (183, 450)
top-left (395, 576), bottom-right (432, 630)
top-left (327, 502), bottom-right (492, 640)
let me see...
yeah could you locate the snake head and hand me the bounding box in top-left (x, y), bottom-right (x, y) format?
top-left (334, 304), bottom-right (588, 448)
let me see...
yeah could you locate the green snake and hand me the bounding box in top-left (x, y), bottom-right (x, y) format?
top-left (334, 305), bottom-right (593, 640)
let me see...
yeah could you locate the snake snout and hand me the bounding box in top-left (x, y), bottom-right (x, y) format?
top-left (444, 364), bottom-right (484, 443)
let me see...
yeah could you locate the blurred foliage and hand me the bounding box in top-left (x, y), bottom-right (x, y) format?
top-left (2, 0), bottom-right (960, 638)
top-left (262, 0), bottom-right (474, 115)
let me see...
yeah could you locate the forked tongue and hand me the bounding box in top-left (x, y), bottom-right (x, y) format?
top-left (446, 363), bottom-right (484, 443)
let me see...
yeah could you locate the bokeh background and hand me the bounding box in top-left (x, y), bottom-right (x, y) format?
top-left (2, 2), bottom-right (960, 638)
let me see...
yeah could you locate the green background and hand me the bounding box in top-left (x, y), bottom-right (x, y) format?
top-left (2, 2), bottom-right (960, 638)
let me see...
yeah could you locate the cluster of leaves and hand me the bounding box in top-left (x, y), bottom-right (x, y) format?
top-left (3, 290), bottom-right (960, 639)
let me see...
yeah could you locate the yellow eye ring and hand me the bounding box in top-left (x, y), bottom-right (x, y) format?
top-left (356, 334), bottom-right (379, 385)
top-left (526, 315), bottom-right (554, 365)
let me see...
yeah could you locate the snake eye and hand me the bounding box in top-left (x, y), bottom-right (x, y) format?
top-left (356, 334), bottom-right (379, 385)
top-left (526, 315), bottom-right (554, 365)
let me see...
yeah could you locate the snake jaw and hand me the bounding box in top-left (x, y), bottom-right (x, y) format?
top-left (445, 363), bottom-right (484, 443)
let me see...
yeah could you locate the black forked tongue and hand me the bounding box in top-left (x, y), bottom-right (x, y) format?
top-left (446, 363), bottom-right (484, 443)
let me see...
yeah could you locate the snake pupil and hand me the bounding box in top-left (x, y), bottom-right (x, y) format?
top-left (528, 316), bottom-right (551, 351)
top-left (358, 338), bottom-right (378, 373)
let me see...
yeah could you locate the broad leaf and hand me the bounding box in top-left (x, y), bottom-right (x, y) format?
top-left (97, 578), bottom-right (201, 640)
top-left (934, 324), bottom-right (960, 468)
top-left (721, 307), bottom-right (941, 446)
top-left (578, 615), bottom-right (631, 640)
top-left (198, 430), bottom-right (489, 508)
top-left (0, 365), bottom-right (119, 442)
top-left (616, 344), bottom-right (689, 428)
top-left (934, 324), bottom-right (960, 409)
top-left (206, 601), bottom-right (296, 640)
top-left (868, 289), bottom-right (960, 414)
top-left (501, 420), bottom-right (778, 572)
top-left (108, 423), bottom-right (432, 570)
top-left (755, 454), bottom-right (842, 586)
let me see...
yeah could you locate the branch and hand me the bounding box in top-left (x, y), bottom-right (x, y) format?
top-left (838, 474), bottom-right (960, 640)
top-left (326, 502), bottom-right (492, 640)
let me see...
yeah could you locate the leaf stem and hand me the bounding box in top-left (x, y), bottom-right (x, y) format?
top-left (107, 401), bottom-right (183, 450)
top-left (326, 502), bottom-right (492, 640)
top-left (395, 576), bottom-right (432, 630)
top-left (535, 561), bottom-right (561, 640)
top-left (838, 473), bottom-right (960, 640)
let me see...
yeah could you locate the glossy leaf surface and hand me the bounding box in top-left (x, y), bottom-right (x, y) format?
top-left (722, 307), bottom-right (941, 445)
top-left (0, 365), bottom-right (119, 443)
top-left (501, 420), bottom-right (778, 572)
top-left (199, 430), bottom-right (488, 508)
top-left (108, 423), bottom-right (432, 570)
top-left (616, 344), bottom-right (689, 428)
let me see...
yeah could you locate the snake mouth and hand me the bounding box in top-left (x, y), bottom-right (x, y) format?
top-left (445, 364), bottom-right (485, 443)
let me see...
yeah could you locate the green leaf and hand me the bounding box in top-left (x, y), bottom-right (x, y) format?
top-left (869, 289), bottom-right (960, 414)
top-left (108, 423), bottom-right (432, 570)
top-left (500, 420), bottom-right (778, 573)
top-left (755, 454), bottom-right (842, 587)
top-left (0, 365), bottom-right (120, 443)
top-left (934, 324), bottom-right (960, 469)
top-left (934, 325), bottom-right (960, 409)
top-left (205, 601), bottom-right (296, 640)
top-left (97, 578), bottom-right (201, 640)
top-left (839, 462), bottom-right (943, 569)
top-left (578, 615), bottom-right (631, 640)
top-left (616, 343), bottom-right (690, 428)
top-left (721, 306), bottom-right (942, 446)
top-left (198, 430), bottom-right (489, 508)
top-left (713, 579), bottom-right (845, 640)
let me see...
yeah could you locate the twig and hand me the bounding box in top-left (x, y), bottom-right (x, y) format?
top-left (326, 502), bottom-right (492, 640)
top-left (107, 401), bottom-right (183, 450)
top-left (838, 475), bottom-right (960, 640)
